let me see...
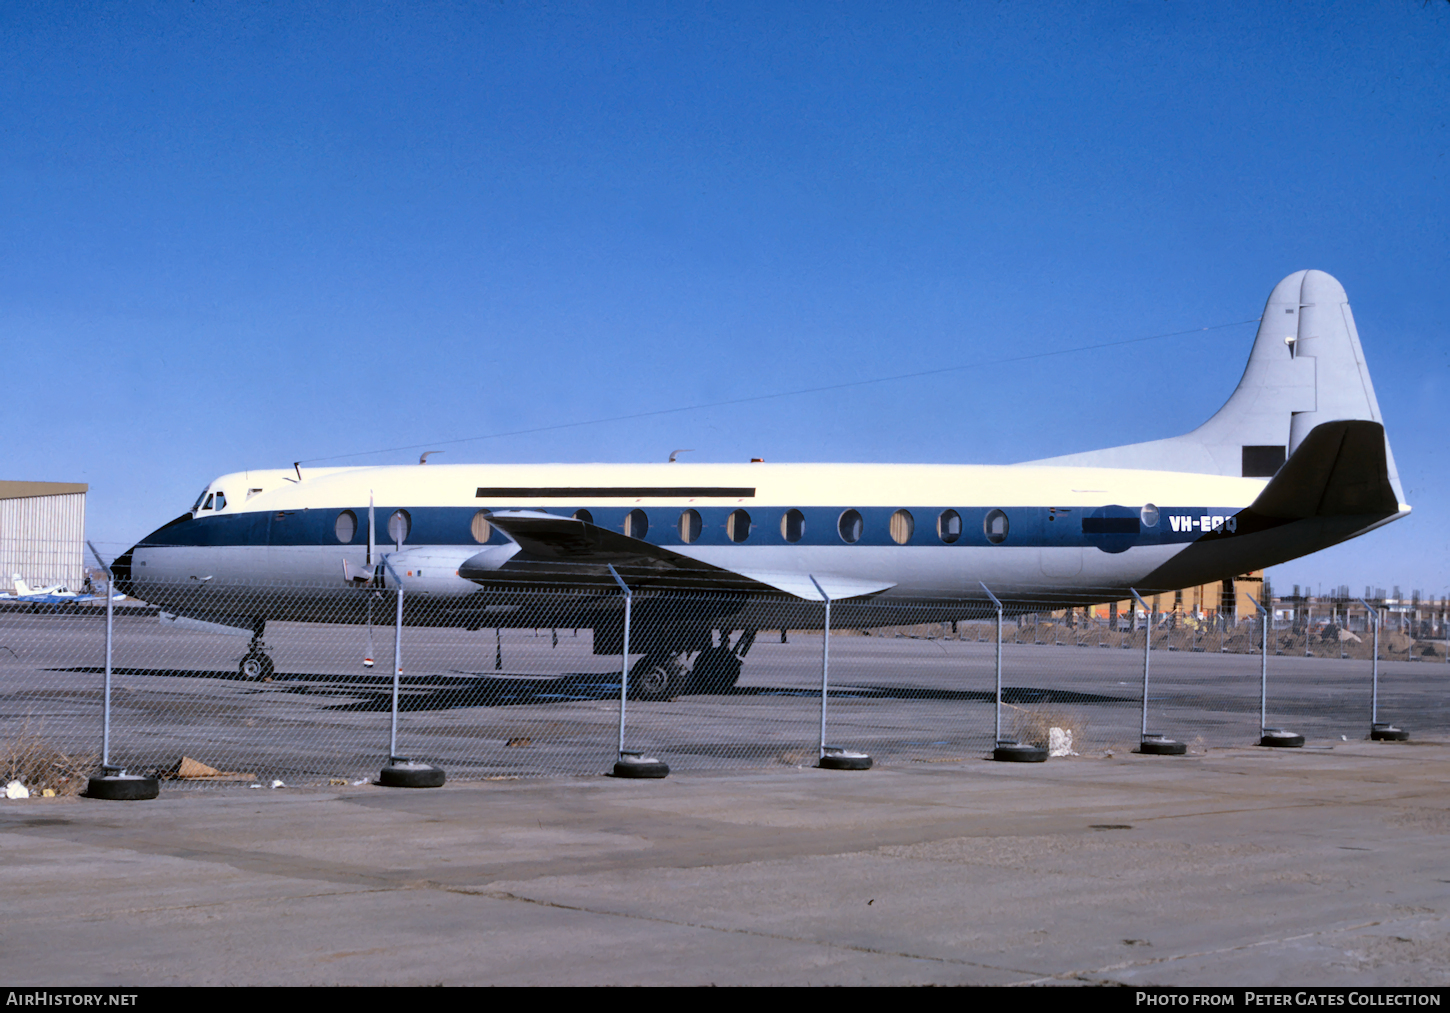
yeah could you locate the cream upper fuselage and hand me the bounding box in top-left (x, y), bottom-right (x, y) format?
top-left (126, 460), bottom-right (1287, 608)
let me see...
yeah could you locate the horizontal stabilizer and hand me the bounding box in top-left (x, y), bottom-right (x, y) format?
top-left (1247, 420), bottom-right (1400, 520)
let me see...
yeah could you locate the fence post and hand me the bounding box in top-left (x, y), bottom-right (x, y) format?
top-left (810, 576), bottom-right (871, 770)
top-left (608, 566), bottom-right (668, 777)
top-left (377, 557), bottom-right (445, 787)
top-left (1359, 598), bottom-right (1408, 741)
top-left (1130, 589), bottom-right (1185, 754)
top-left (1248, 594), bottom-right (1301, 747)
top-left (82, 541), bottom-right (157, 800)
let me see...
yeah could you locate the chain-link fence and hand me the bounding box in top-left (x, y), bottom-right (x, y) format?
top-left (2, 577), bottom-right (1447, 789)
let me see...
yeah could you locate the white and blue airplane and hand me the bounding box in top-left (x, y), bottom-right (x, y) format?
top-left (116, 270), bottom-right (1407, 692)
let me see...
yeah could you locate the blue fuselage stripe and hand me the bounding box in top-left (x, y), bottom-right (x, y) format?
top-left (142, 505), bottom-right (1243, 551)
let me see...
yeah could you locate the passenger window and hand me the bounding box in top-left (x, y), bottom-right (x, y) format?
top-left (213, 492), bottom-right (226, 511)
top-left (624, 509), bottom-right (649, 539)
top-left (1140, 504), bottom-right (1159, 528)
top-left (573, 509), bottom-right (594, 524)
top-left (781, 508), bottom-right (805, 543)
top-left (471, 510), bottom-right (492, 544)
top-left (727, 509), bottom-right (751, 543)
top-left (838, 509), bottom-right (863, 544)
top-left (889, 509), bottom-right (914, 545)
top-left (679, 509), bottom-right (702, 544)
top-left (937, 509), bottom-right (962, 544)
top-left (335, 510), bottom-right (358, 543)
top-left (388, 509), bottom-right (411, 546)
top-left (984, 509), bottom-right (1009, 544)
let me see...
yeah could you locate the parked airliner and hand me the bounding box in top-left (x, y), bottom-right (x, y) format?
top-left (115, 270), bottom-right (1407, 694)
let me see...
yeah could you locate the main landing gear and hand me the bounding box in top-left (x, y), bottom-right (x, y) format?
top-left (239, 619), bottom-right (275, 681)
top-left (628, 628), bottom-right (754, 701)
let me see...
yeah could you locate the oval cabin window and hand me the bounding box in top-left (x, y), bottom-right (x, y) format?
top-left (937, 509), bottom-right (961, 544)
top-left (679, 509), bottom-right (702, 544)
top-left (781, 508), bottom-right (805, 543)
top-left (335, 510), bottom-right (357, 544)
top-left (471, 510), bottom-right (492, 544)
top-left (984, 509), bottom-right (1009, 545)
top-left (727, 509), bottom-right (751, 543)
top-left (624, 509), bottom-right (649, 539)
top-left (388, 509), bottom-right (411, 545)
top-left (573, 509), bottom-right (593, 524)
top-left (838, 509), bottom-right (863, 544)
top-left (889, 509), bottom-right (914, 545)
top-left (1140, 503), bottom-right (1160, 528)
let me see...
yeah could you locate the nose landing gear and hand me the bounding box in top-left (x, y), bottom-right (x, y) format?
top-left (238, 619), bottom-right (275, 680)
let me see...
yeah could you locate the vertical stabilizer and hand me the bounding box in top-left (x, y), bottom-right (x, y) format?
top-left (1025, 270), bottom-right (1403, 501)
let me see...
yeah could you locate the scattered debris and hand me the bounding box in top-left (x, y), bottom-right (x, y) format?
top-left (270, 779), bottom-right (285, 789)
top-left (160, 756), bottom-right (255, 781)
top-left (329, 778), bottom-right (348, 786)
top-left (505, 737), bottom-right (532, 747)
top-left (5, 779), bottom-right (29, 799)
top-left (1048, 727), bottom-right (1078, 757)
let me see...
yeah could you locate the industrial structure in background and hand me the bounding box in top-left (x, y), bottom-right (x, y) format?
top-left (0, 481), bottom-right (88, 591)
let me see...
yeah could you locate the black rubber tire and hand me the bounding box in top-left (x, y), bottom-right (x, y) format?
top-left (818, 751), bottom-right (873, 770)
top-left (612, 755), bottom-right (670, 778)
top-left (378, 762), bottom-right (446, 788)
top-left (1259, 729), bottom-right (1305, 748)
top-left (1371, 723), bottom-right (1410, 742)
top-left (1136, 736), bottom-right (1188, 756)
top-left (993, 742), bottom-right (1048, 763)
top-left (629, 658), bottom-right (680, 701)
top-left (240, 653), bottom-right (275, 681)
top-left (85, 774), bottom-right (160, 800)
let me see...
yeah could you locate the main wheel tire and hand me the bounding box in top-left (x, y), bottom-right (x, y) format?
top-left (378, 761), bottom-right (446, 788)
top-left (1371, 723), bottom-right (1410, 742)
top-left (818, 750), bottom-right (872, 770)
top-left (629, 657), bottom-right (681, 701)
top-left (240, 653), bottom-right (275, 681)
top-left (1260, 728), bottom-right (1304, 748)
top-left (691, 647), bottom-right (742, 694)
top-left (612, 755), bottom-right (670, 778)
top-left (85, 774), bottom-right (160, 800)
top-left (993, 742), bottom-right (1048, 763)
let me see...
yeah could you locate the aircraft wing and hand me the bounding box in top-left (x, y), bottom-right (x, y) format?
top-left (467, 510), bottom-right (895, 601)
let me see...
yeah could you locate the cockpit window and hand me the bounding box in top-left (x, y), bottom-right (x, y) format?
top-left (213, 492), bottom-right (226, 510)
top-left (202, 494), bottom-right (215, 511)
top-left (192, 489), bottom-right (208, 512)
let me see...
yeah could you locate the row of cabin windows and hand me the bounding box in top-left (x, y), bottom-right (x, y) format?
top-left (330, 507), bottom-right (1012, 546)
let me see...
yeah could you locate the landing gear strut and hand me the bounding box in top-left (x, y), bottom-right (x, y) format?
top-left (239, 619), bottom-right (275, 681)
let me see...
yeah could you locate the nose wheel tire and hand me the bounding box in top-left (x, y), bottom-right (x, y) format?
top-left (240, 653), bottom-right (275, 681)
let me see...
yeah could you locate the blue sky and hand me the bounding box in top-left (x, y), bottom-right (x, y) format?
top-left (3, 2), bottom-right (1447, 595)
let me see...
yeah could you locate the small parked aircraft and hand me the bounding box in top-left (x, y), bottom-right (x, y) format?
top-left (114, 270), bottom-right (1408, 693)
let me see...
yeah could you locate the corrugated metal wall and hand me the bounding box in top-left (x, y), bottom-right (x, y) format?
top-left (0, 492), bottom-right (87, 590)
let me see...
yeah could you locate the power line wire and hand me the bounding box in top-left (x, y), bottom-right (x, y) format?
top-left (300, 316), bottom-right (1261, 464)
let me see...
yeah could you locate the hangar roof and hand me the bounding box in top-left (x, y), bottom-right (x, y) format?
top-left (0, 480), bottom-right (88, 501)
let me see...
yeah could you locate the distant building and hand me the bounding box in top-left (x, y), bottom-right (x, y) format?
top-left (0, 480), bottom-right (88, 590)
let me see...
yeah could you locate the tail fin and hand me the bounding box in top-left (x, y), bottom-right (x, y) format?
top-left (13, 574), bottom-right (32, 596)
top-left (1025, 270), bottom-right (1404, 501)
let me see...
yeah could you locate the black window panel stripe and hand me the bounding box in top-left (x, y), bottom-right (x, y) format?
top-left (475, 487), bottom-right (755, 499)
top-left (1082, 517), bottom-right (1140, 534)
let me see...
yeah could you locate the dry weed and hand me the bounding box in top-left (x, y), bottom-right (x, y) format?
top-left (1, 725), bottom-right (95, 796)
top-left (1005, 704), bottom-right (1087, 751)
